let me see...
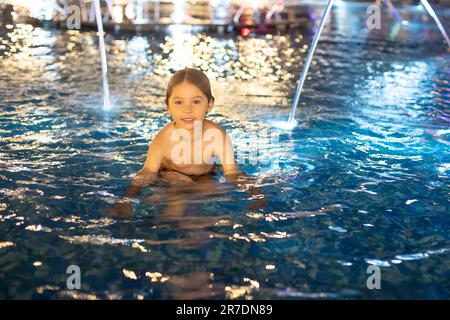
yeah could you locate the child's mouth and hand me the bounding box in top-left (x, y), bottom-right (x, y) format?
top-left (181, 118), bottom-right (195, 123)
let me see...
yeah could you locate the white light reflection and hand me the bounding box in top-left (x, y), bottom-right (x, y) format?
top-left (360, 61), bottom-right (431, 114)
top-left (171, 0), bottom-right (187, 24)
top-left (125, 1), bottom-right (135, 21)
top-left (126, 36), bottom-right (149, 58)
top-left (112, 5), bottom-right (124, 23)
top-left (10, 0), bottom-right (54, 20)
top-left (166, 25), bottom-right (195, 69)
top-left (135, 0), bottom-right (145, 23)
top-left (379, 61), bottom-right (429, 109)
top-left (270, 119), bottom-right (297, 131)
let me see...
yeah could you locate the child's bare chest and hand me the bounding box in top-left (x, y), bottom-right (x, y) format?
top-left (161, 138), bottom-right (216, 174)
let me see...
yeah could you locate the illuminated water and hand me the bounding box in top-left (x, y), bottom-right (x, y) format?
top-left (0, 4), bottom-right (449, 299)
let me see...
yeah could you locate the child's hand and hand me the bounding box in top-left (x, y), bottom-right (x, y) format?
top-left (224, 169), bottom-right (245, 179)
top-left (160, 171), bottom-right (194, 185)
top-left (108, 199), bottom-right (133, 218)
top-left (131, 169), bottom-right (158, 187)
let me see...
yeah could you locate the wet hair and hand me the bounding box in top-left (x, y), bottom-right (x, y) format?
top-left (165, 68), bottom-right (214, 106)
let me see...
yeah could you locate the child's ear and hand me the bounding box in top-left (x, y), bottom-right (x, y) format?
top-left (166, 104), bottom-right (174, 118)
top-left (207, 98), bottom-right (214, 113)
top-left (166, 103), bottom-right (173, 113)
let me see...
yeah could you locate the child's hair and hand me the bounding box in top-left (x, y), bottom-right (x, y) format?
top-left (165, 68), bottom-right (214, 106)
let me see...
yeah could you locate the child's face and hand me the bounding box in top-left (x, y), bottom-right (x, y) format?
top-left (167, 81), bottom-right (213, 130)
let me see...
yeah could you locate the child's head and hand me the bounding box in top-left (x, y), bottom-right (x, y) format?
top-left (165, 68), bottom-right (214, 106)
top-left (165, 68), bottom-right (215, 129)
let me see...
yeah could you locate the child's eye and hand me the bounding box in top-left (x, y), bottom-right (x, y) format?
top-left (174, 101), bottom-right (183, 105)
top-left (193, 100), bottom-right (201, 105)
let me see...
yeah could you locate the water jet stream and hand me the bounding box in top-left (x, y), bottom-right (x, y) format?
top-left (420, 0), bottom-right (450, 48)
top-left (287, 0), bottom-right (335, 126)
top-left (93, 0), bottom-right (111, 110)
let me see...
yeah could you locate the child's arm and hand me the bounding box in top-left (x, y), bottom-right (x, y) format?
top-left (216, 128), bottom-right (267, 210)
top-left (127, 136), bottom-right (163, 196)
top-left (111, 137), bottom-right (163, 218)
top-left (216, 128), bottom-right (244, 177)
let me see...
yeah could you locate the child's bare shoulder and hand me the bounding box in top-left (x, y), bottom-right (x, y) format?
top-left (151, 122), bottom-right (175, 145)
top-left (204, 119), bottom-right (226, 133)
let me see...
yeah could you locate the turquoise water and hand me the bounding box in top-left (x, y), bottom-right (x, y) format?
top-left (0, 4), bottom-right (449, 299)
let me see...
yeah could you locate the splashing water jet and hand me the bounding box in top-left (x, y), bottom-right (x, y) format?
top-left (284, 0), bottom-right (448, 129)
top-left (93, 0), bottom-right (111, 110)
top-left (420, 0), bottom-right (450, 48)
top-left (287, 0), bottom-right (335, 127)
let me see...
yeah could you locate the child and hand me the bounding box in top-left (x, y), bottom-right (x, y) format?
top-left (112, 68), bottom-right (262, 218)
top-left (131, 67), bottom-right (244, 188)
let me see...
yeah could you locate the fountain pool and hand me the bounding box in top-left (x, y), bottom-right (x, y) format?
top-left (0, 2), bottom-right (449, 299)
